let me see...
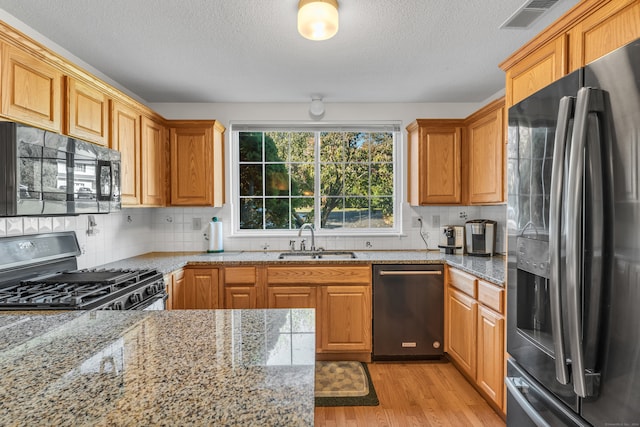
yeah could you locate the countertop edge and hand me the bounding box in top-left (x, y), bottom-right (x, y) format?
top-left (101, 251), bottom-right (506, 286)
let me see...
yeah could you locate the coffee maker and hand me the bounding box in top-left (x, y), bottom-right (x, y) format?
top-left (464, 219), bottom-right (497, 256)
top-left (438, 225), bottom-right (465, 255)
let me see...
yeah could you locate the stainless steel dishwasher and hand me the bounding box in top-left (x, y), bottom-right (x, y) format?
top-left (372, 264), bottom-right (444, 360)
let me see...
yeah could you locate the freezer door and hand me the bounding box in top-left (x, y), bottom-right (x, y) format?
top-left (580, 38), bottom-right (640, 427)
top-left (506, 359), bottom-right (590, 427)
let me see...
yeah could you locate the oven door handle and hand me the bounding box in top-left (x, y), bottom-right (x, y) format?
top-left (505, 377), bottom-right (552, 427)
top-left (548, 95), bottom-right (574, 385)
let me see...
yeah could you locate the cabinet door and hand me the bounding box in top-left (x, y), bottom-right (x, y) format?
top-left (184, 268), bottom-right (219, 309)
top-left (141, 116), bottom-right (166, 206)
top-left (166, 269), bottom-right (185, 310)
top-left (169, 269), bottom-right (186, 310)
top-left (477, 305), bottom-right (505, 409)
top-left (0, 44), bottom-right (62, 132)
top-left (267, 286), bottom-right (316, 309)
top-left (505, 35), bottom-right (567, 107)
top-left (225, 286), bottom-right (257, 309)
top-left (319, 285), bottom-right (371, 352)
top-left (170, 121), bottom-right (224, 206)
top-left (408, 121), bottom-right (463, 205)
top-left (447, 287), bottom-right (478, 377)
top-left (569, 0), bottom-right (640, 72)
top-left (66, 77), bottom-right (109, 146)
top-left (111, 101), bottom-right (141, 205)
top-left (466, 101), bottom-right (504, 204)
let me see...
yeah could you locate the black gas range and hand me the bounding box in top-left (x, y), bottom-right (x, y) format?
top-left (0, 232), bottom-right (165, 311)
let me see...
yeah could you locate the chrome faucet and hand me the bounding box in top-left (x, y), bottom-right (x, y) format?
top-left (298, 223), bottom-right (315, 252)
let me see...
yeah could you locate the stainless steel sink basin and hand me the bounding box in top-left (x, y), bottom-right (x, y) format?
top-left (277, 250), bottom-right (357, 260)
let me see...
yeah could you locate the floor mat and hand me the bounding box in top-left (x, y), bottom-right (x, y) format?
top-left (315, 361), bottom-right (379, 407)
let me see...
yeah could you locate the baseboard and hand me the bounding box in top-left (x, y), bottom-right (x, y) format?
top-left (316, 352), bottom-right (371, 362)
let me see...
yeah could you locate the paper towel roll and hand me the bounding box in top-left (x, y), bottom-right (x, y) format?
top-left (208, 218), bottom-right (224, 253)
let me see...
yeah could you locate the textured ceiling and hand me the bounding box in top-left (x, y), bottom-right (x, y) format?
top-left (0, 0), bottom-right (579, 103)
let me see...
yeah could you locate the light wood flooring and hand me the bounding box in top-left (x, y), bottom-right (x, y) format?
top-left (315, 361), bottom-right (506, 427)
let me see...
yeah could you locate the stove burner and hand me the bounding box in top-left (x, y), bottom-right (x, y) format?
top-left (0, 268), bottom-right (165, 310)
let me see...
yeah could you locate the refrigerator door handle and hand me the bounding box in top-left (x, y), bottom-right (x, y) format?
top-left (548, 95), bottom-right (574, 385)
top-left (566, 87), bottom-right (606, 398)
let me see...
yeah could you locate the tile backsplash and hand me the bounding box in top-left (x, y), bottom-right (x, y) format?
top-left (0, 209), bottom-right (154, 269)
top-left (0, 204), bottom-right (507, 270)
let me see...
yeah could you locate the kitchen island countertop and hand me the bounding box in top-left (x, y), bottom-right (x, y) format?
top-left (0, 309), bottom-right (315, 426)
top-left (101, 250), bottom-right (506, 286)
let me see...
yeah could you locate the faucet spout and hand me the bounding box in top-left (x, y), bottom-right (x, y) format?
top-left (298, 223), bottom-right (315, 252)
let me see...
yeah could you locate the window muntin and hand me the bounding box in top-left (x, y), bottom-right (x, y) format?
top-left (234, 124), bottom-right (398, 234)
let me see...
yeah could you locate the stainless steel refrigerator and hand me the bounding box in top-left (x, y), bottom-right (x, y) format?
top-left (506, 38), bottom-right (640, 426)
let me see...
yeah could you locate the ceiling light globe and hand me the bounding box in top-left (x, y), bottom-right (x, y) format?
top-left (298, 0), bottom-right (339, 41)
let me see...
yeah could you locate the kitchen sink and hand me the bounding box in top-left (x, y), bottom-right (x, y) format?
top-left (277, 250), bottom-right (357, 260)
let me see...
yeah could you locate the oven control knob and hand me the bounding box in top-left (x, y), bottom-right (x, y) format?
top-left (129, 293), bottom-right (141, 304)
top-left (112, 301), bottom-right (123, 310)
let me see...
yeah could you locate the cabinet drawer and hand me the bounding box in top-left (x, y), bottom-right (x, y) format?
top-left (267, 266), bottom-right (370, 284)
top-left (478, 280), bottom-right (504, 313)
top-left (448, 267), bottom-right (477, 298)
top-left (225, 267), bottom-right (256, 285)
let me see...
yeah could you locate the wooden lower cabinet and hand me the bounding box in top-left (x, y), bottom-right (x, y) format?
top-left (446, 266), bottom-right (506, 413)
top-left (319, 285), bottom-right (371, 353)
top-left (225, 286), bottom-right (257, 309)
top-left (223, 266), bottom-right (262, 309)
top-left (446, 288), bottom-right (478, 376)
top-left (179, 267), bottom-right (220, 309)
top-left (477, 305), bottom-right (505, 406)
top-left (267, 286), bottom-right (316, 309)
top-left (266, 265), bottom-right (371, 359)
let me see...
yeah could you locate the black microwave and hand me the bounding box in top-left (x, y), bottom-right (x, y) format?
top-left (0, 122), bottom-right (121, 216)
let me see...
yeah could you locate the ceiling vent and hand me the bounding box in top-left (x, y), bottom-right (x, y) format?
top-left (500, 0), bottom-right (560, 29)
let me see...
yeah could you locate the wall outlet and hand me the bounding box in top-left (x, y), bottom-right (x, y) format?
top-left (432, 215), bottom-right (440, 228)
top-left (411, 216), bottom-right (422, 228)
top-left (192, 217), bottom-right (202, 230)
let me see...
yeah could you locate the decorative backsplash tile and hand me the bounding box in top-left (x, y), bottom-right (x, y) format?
top-left (0, 218), bottom-right (5, 237)
top-left (22, 218), bottom-right (38, 234)
top-left (38, 217), bottom-right (53, 233)
top-left (6, 218), bottom-right (23, 236)
top-left (52, 217), bottom-right (65, 232)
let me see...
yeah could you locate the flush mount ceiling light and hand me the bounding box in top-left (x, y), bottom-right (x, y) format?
top-left (298, 0), bottom-right (339, 41)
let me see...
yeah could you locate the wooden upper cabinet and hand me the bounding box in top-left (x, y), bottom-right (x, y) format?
top-left (407, 119), bottom-right (463, 205)
top-left (110, 100), bottom-right (141, 205)
top-left (141, 116), bottom-right (166, 206)
top-left (464, 98), bottom-right (505, 204)
top-left (170, 120), bottom-right (225, 206)
top-left (568, 0), bottom-right (640, 72)
top-left (501, 0), bottom-right (640, 108)
top-left (504, 35), bottom-right (567, 108)
top-left (0, 43), bottom-right (62, 132)
top-left (65, 77), bottom-right (109, 146)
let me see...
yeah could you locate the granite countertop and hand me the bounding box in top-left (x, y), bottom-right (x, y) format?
top-left (0, 309), bottom-right (315, 426)
top-left (101, 250), bottom-right (506, 286)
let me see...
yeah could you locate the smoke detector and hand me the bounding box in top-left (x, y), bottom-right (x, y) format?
top-left (500, 0), bottom-right (561, 29)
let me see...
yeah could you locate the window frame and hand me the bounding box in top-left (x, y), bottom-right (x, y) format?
top-left (229, 121), bottom-right (402, 237)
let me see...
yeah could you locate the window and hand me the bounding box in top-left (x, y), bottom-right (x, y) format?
top-left (231, 123), bottom-right (400, 235)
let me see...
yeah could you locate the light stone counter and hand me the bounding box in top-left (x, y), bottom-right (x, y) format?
top-left (0, 309), bottom-right (315, 426)
top-left (101, 250), bottom-right (506, 286)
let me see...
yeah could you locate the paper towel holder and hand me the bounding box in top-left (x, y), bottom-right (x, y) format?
top-left (205, 217), bottom-right (224, 253)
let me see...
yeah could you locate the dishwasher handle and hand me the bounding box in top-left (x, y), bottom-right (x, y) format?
top-left (378, 270), bottom-right (442, 276)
